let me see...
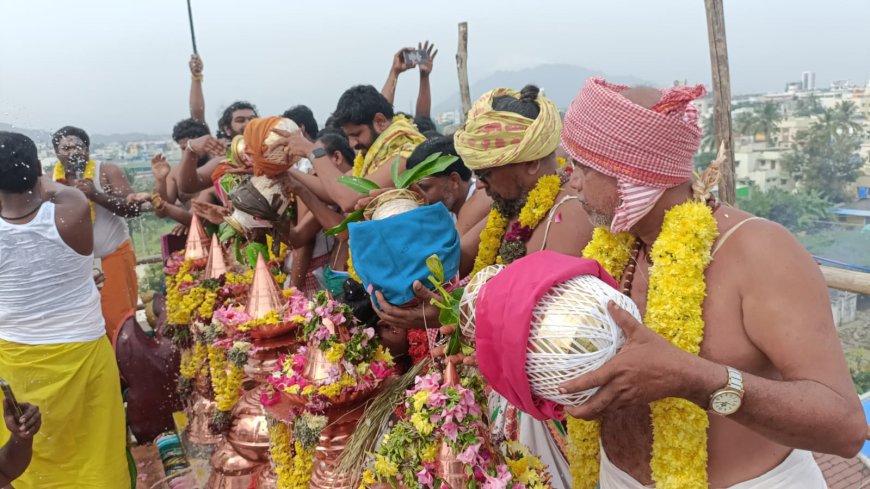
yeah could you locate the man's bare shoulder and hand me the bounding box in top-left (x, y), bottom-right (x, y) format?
top-left (712, 206), bottom-right (821, 287)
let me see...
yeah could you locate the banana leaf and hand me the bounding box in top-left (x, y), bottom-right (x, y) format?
top-left (337, 176), bottom-right (380, 194)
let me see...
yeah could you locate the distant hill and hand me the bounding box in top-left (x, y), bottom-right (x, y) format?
top-left (0, 123), bottom-right (167, 145)
top-left (433, 64), bottom-right (657, 115)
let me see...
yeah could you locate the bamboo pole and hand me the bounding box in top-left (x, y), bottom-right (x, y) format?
top-left (456, 22), bottom-right (471, 121)
top-left (704, 0), bottom-right (736, 205)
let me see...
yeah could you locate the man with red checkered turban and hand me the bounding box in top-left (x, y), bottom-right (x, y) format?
top-left (556, 78), bottom-right (860, 488)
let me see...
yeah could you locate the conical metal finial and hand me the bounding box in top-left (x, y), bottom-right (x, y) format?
top-left (245, 254), bottom-right (282, 320)
top-left (185, 214), bottom-right (210, 260)
top-left (205, 234), bottom-right (228, 279)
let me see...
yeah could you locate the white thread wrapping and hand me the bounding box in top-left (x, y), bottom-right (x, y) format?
top-left (459, 264), bottom-right (505, 338)
top-left (526, 275), bottom-right (639, 406)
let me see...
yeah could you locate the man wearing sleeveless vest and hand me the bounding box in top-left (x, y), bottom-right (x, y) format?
top-left (0, 132), bottom-right (130, 488)
top-left (51, 126), bottom-right (141, 341)
top-left (452, 85), bottom-right (593, 488)
top-left (558, 78), bottom-right (864, 488)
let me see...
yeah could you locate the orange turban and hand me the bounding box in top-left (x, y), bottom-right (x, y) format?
top-left (244, 117), bottom-right (302, 177)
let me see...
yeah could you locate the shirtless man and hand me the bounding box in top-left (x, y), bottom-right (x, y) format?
top-left (559, 79), bottom-right (864, 488)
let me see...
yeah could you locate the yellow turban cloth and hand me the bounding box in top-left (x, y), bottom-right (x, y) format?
top-left (454, 88), bottom-right (562, 170)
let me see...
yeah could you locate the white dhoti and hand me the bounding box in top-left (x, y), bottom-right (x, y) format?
top-left (489, 393), bottom-right (573, 489)
top-left (600, 444), bottom-right (827, 489)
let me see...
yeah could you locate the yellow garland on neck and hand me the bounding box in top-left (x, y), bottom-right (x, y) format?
top-left (53, 160), bottom-right (96, 223)
top-left (570, 200), bottom-right (718, 489)
top-left (470, 174), bottom-right (561, 277)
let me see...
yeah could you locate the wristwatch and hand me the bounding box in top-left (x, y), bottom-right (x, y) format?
top-left (709, 366), bottom-right (744, 416)
top-left (309, 147), bottom-right (326, 160)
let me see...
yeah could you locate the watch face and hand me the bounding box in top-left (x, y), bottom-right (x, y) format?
top-left (712, 391), bottom-right (741, 415)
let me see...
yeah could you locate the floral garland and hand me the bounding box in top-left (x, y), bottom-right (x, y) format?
top-left (268, 420), bottom-right (293, 488)
top-left (569, 201), bottom-right (718, 489)
top-left (470, 174), bottom-right (561, 277)
top-left (207, 343), bottom-right (245, 431)
top-left (367, 371), bottom-right (551, 489)
top-left (270, 291), bottom-right (394, 405)
top-left (53, 160), bottom-right (96, 223)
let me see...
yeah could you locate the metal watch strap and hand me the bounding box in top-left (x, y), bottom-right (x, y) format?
top-left (726, 366), bottom-right (743, 392)
top-left (310, 147), bottom-right (326, 160)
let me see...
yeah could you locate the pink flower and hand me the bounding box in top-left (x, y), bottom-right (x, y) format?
top-left (426, 392), bottom-right (447, 409)
top-left (259, 388), bottom-right (280, 406)
top-left (482, 465), bottom-right (512, 489)
top-left (370, 361), bottom-right (392, 381)
top-left (441, 421), bottom-right (459, 441)
top-left (416, 466), bottom-right (434, 488)
top-left (363, 327), bottom-right (375, 340)
top-left (414, 373), bottom-right (442, 393)
top-left (456, 442), bottom-right (481, 465)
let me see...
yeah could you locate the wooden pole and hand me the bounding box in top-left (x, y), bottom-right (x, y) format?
top-left (821, 265), bottom-right (870, 296)
top-left (704, 0), bottom-right (736, 205)
top-left (456, 22), bottom-right (471, 121)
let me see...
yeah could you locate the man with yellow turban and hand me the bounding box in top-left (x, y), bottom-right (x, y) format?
top-left (558, 78), bottom-right (862, 489)
top-left (453, 84), bottom-right (593, 488)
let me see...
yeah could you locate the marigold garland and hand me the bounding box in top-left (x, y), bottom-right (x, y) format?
top-left (53, 160), bottom-right (97, 223)
top-left (569, 201), bottom-right (718, 489)
top-left (288, 441), bottom-right (315, 489)
top-left (470, 174), bottom-right (562, 277)
top-left (268, 420), bottom-right (294, 489)
top-left (179, 342), bottom-right (208, 380)
top-left (207, 344), bottom-right (244, 414)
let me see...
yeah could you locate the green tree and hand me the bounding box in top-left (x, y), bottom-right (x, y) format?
top-left (794, 94), bottom-right (824, 117)
top-left (737, 186), bottom-right (831, 233)
top-left (782, 107), bottom-right (865, 202)
top-left (701, 115), bottom-right (716, 152)
top-left (735, 102), bottom-right (782, 145)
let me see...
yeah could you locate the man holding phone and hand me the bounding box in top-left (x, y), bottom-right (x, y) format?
top-left (0, 396), bottom-right (41, 487)
top-left (0, 132), bottom-right (130, 488)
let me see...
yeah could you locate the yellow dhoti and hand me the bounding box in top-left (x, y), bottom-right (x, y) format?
top-left (0, 337), bottom-right (130, 488)
top-left (100, 239), bottom-right (139, 343)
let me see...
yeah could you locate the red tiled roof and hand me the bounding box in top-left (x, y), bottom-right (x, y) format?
top-left (814, 452), bottom-right (870, 489)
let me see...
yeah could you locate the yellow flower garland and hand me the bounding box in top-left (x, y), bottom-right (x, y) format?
top-left (53, 160), bottom-right (96, 223)
top-left (470, 174), bottom-right (562, 277)
top-left (179, 342), bottom-right (208, 380)
top-left (569, 201), bottom-right (718, 489)
top-left (288, 441), bottom-right (315, 489)
top-left (268, 421), bottom-right (294, 489)
top-left (207, 344), bottom-right (244, 413)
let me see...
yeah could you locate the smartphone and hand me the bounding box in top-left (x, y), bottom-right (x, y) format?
top-left (0, 378), bottom-right (24, 421)
top-left (403, 49), bottom-right (428, 66)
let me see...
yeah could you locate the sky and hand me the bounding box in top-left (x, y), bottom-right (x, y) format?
top-left (1, 0), bottom-right (868, 135)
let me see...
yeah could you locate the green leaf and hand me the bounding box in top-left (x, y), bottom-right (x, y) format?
top-left (439, 306), bottom-right (459, 326)
top-left (391, 156), bottom-right (401, 188)
top-left (395, 153), bottom-right (459, 189)
top-left (336, 176), bottom-right (380, 194)
top-left (445, 327), bottom-right (461, 356)
top-left (218, 222), bottom-right (237, 242)
top-left (425, 254), bottom-right (445, 283)
top-left (324, 208), bottom-right (364, 236)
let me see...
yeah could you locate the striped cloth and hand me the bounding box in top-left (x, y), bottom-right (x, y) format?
top-left (561, 77), bottom-right (706, 232)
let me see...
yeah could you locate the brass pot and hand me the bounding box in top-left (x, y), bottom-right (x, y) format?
top-left (309, 401), bottom-right (369, 489)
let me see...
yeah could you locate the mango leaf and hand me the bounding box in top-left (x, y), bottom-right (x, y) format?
top-left (426, 254), bottom-right (445, 284)
top-left (394, 153), bottom-right (459, 189)
top-left (218, 222), bottom-right (237, 242)
top-left (336, 176), bottom-right (380, 194)
top-left (445, 326), bottom-right (461, 356)
top-left (324, 208), bottom-right (365, 236)
top-left (390, 156), bottom-right (401, 188)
